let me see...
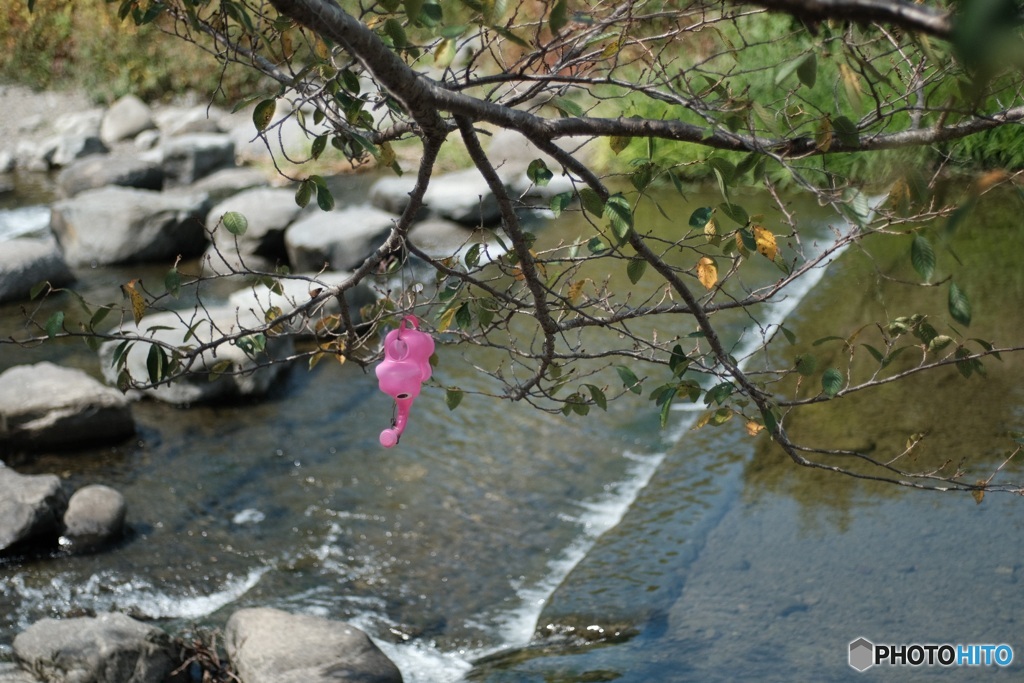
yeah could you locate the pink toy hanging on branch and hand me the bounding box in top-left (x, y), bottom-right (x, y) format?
top-left (375, 315), bottom-right (435, 448)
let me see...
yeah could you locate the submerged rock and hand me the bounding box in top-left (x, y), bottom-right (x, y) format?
top-left (97, 307), bottom-right (294, 405)
top-left (0, 237), bottom-right (74, 304)
top-left (13, 613), bottom-right (177, 683)
top-left (225, 608), bottom-right (402, 683)
top-left (61, 484), bottom-right (127, 552)
top-left (50, 186), bottom-right (210, 267)
top-left (0, 463), bottom-right (66, 554)
top-left (0, 362), bottom-right (135, 450)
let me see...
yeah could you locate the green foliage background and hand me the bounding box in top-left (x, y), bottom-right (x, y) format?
top-left (0, 0), bottom-right (266, 103)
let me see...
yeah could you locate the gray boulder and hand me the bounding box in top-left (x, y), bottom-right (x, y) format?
top-left (0, 238), bottom-right (74, 304)
top-left (369, 169), bottom-right (502, 225)
top-left (225, 608), bottom-right (402, 683)
top-left (13, 613), bottom-right (176, 683)
top-left (285, 205), bottom-right (396, 272)
top-left (18, 133), bottom-right (108, 171)
top-left (407, 218), bottom-right (484, 259)
top-left (204, 187), bottom-right (301, 274)
top-left (189, 167), bottom-right (269, 203)
top-left (98, 306), bottom-right (294, 405)
top-left (62, 484), bottom-right (127, 551)
top-left (161, 133), bottom-right (236, 187)
top-left (154, 105), bottom-right (226, 137)
top-left (100, 94), bottom-right (156, 144)
top-left (54, 109), bottom-right (104, 138)
top-left (0, 464), bottom-right (66, 553)
top-left (50, 186), bottom-right (210, 267)
top-left (0, 363), bottom-right (134, 450)
top-left (56, 154), bottom-right (164, 197)
top-left (228, 271), bottom-right (376, 338)
top-left (0, 662), bottom-right (36, 683)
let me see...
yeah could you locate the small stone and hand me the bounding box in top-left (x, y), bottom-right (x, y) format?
top-left (61, 484), bottom-right (127, 551)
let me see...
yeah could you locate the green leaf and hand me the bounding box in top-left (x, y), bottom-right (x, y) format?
top-left (609, 135), bottom-right (631, 155)
top-left (775, 52), bottom-right (815, 88)
top-left (795, 353), bottom-right (817, 376)
top-left (446, 387), bottom-right (464, 411)
top-left (780, 325), bottom-right (797, 345)
top-left (164, 268), bottom-right (181, 298)
top-left (615, 365), bottom-right (642, 394)
top-left (311, 134), bottom-right (328, 160)
top-left (146, 343), bottom-right (168, 384)
top-left (527, 159), bottom-right (553, 187)
top-left (821, 367), bottom-right (843, 397)
top-left (669, 344), bottom-right (689, 375)
top-left (90, 305), bottom-right (112, 329)
top-left (222, 211), bottom-right (248, 236)
top-left (44, 311), bottom-right (64, 339)
top-left (550, 192), bottom-right (573, 217)
top-left (29, 281), bottom-right (50, 300)
top-left (659, 387), bottom-right (676, 428)
top-left (718, 201), bottom-right (748, 227)
top-left (626, 256), bottom-right (647, 284)
top-left (949, 282), bottom-right (972, 326)
top-left (316, 184), bottom-right (336, 212)
top-left (584, 384), bottom-right (607, 411)
top-left (549, 0), bottom-right (568, 33)
top-left (605, 194), bottom-right (633, 241)
top-left (587, 236), bottom-right (609, 254)
top-left (403, 0), bottom-right (424, 21)
top-left (910, 235), bottom-right (935, 281)
top-left (455, 302), bottom-right (472, 329)
top-left (252, 99), bottom-right (276, 132)
top-left (294, 180), bottom-right (312, 208)
top-left (579, 188), bottom-right (605, 217)
top-left (703, 381), bottom-right (734, 406)
top-left (383, 17), bottom-right (408, 47)
top-left (465, 243), bottom-right (482, 268)
top-left (549, 96), bottom-right (584, 118)
top-left (861, 344), bottom-right (884, 364)
top-left (688, 207), bottom-right (714, 229)
top-left (796, 51), bottom-right (817, 89)
top-left (833, 115), bottom-right (859, 146)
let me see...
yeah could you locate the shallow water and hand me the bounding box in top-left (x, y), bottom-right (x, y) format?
top-left (1, 175), bottom-right (1022, 682)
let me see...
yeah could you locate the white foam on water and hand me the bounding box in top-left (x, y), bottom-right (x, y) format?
top-left (4, 567), bottom-right (267, 629)
top-left (0, 206), bottom-right (50, 241)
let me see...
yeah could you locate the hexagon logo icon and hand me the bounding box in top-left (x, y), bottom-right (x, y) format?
top-left (849, 637), bottom-right (875, 671)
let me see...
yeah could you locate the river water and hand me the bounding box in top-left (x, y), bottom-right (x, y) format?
top-left (1, 173), bottom-right (1022, 681)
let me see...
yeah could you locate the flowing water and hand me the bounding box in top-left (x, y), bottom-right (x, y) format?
top-left (1, 173), bottom-right (1023, 681)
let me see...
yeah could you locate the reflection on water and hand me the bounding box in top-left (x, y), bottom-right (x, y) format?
top-left (2, 181), bottom-right (1023, 681)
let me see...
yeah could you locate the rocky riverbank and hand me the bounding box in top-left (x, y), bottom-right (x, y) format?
top-left (0, 84), bottom-right (593, 683)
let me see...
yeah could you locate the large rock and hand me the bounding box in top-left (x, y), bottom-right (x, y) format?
top-left (62, 484), bottom-right (127, 552)
top-left (0, 238), bottom-right (74, 304)
top-left (204, 187), bottom-right (301, 274)
top-left (285, 205), bottom-right (396, 272)
top-left (0, 464), bottom-right (66, 553)
top-left (0, 363), bottom-right (135, 450)
top-left (160, 133), bottom-right (236, 187)
top-left (153, 105), bottom-right (226, 137)
top-left (228, 271), bottom-right (376, 338)
top-left (50, 186), bottom-right (210, 267)
top-left (98, 307), bottom-right (294, 405)
top-left (13, 613), bottom-right (176, 683)
top-left (0, 662), bottom-right (36, 683)
top-left (225, 608), bottom-right (402, 683)
top-left (100, 94), bottom-right (156, 144)
top-left (17, 134), bottom-right (108, 171)
top-left (369, 169), bottom-right (502, 226)
top-left (56, 154), bottom-right (164, 197)
top-left (189, 167), bottom-right (269, 203)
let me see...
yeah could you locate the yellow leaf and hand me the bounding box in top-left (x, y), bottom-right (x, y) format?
top-left (972, 169), bottom-right (1008, 196)
top-left (745, 420), bottom-right (765, 436)
top-left (693, 410), bottom-right (714, 430)
top-left (815, 115), bottom-right (832, 152)
top-left (839, 63), bottom-right (863, 111)
top-left (567, 279), bottom-right (585, 304)
top-left (121, 280), bottom-right (146, 325)
top-left (703, 218), bottom-right (717, 242)
top-left (437, 305), bottom-right (457, 332)
top-left (752, 225), bottom-right (777, 261)
top-left (697, 256), bottom-right (717, 290)
top-left (379, 141), bottom-right (396, 168)
top-left (972, 483), bottom-right (985, 505)
top-left (314, 37), bottom-right (331, 59)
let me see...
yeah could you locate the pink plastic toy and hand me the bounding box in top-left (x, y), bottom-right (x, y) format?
top-left (375, 315), bottom-right (435, 448)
